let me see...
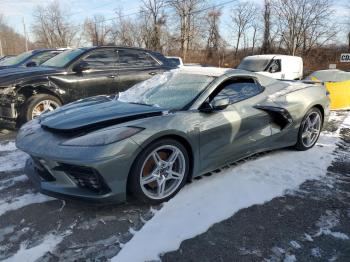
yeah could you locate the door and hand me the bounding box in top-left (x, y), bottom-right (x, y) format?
top-left (198, 77), bottom-right (272, 173)
top-left (112, 49), bottom-right (167, 94)
top-left (74, 48), bottom-right (118, 98)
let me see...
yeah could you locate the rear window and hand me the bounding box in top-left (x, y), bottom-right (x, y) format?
top-left (237, 58), bottom-right (271, 72)
top-left (117, 49), bottom-right (160, 67)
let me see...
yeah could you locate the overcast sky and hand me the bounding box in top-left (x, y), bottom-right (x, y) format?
top-left (0, 0), bottom-right (349, 45)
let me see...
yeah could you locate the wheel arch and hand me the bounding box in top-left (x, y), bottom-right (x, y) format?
top-left (313, 104), bottom-right (324, 122)
top-left (304, 104), bottom-right (324, 127)
top-left (18, 85), bottom-right (63, 104)
top-left (157, 134), bottom-right (195, 181)
top-left (132, 133), bottom-right (195, 183)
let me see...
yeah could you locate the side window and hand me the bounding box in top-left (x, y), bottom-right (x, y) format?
top-left (117, 49), bottom-right (160, 67)
top-left (214, 78), bottom-right (263, 104)
top-left (31, 52), bottom-right (59, 65)
top-left (267, 59), bottom-right (281, 73)
top-left (82, 49), bottom-right (117, 69)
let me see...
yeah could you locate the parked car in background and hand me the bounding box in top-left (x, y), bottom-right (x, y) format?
top-left (238, 55), bottom-right (303, 80)
top-left (0, 46), bottom-right (174, 126)
top-left (306, 69), bottom-right (350, 110)
top-left (0, 49), bottom-right (67, 70)
top-left (166, 56), bottom-right (183, 67)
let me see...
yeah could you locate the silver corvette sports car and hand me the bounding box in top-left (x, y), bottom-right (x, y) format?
top-left (16, 67), bottom-right (330, 204)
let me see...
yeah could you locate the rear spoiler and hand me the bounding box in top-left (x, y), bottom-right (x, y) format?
top-left (279, 79), bottom-right (324, 85)
top-left (300, 80), bottom-right (324, 85)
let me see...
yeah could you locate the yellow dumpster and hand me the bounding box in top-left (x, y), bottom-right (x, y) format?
top-left (307, 70), bottom-right (350, 110)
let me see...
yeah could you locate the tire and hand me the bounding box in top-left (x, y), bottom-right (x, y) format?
top-left (128, 138), bottom-right (190, 204)
top-left (22, 94), bottom-right (62, 122)
top-left (294, 107), bottom-right (323, 151)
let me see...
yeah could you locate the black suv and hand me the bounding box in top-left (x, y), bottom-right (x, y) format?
top-left (0, 46), bottom-right (173, 126)
top-left (0, 49), bottom-right (66, 70)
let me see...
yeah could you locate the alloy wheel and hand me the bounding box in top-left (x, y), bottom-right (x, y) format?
top-left (31, 100), bottom-right (60, 119)
top-left (140, 145), bottom-right (186, 200)
top-left (301, 111), bottom-right (322, 147)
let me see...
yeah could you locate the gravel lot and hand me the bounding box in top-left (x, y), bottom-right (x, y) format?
top-left (0, 111), bottom-right (349, 262)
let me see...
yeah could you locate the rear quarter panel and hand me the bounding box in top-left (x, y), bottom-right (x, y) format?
top-left (279, 84), bottom-right (330, 127)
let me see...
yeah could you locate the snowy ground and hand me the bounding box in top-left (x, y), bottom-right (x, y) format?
top-left (0, 111), bottom-right (349, 262)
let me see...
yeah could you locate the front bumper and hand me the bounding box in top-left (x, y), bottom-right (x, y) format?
top-left (0, 95), bottom-right (18, 127)
top-left (18, 120), bottom-right (143, 204)
top-left (24, 157), bottom-right (129, 204)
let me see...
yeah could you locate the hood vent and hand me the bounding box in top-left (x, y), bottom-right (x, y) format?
top-left (42, 111), bottom-right (162, 135)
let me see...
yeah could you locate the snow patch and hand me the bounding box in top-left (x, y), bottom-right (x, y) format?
top-left (290, 241), bottom-right (301, 249)
top-left (342, 114), bottom-right (350, 128)
top-left (0, 193), bottom-right (55, 217)
top-left (314, 210), bottom-right (349, 240)
top-left (284, 254), bottom-right (297, 262)
top-left (316, 229), bottom-right (349, 240)
top-left (304, 233), bottom-right (314, 242)
top-left (0, 150), bottom-right (28, 172)
top-left (0, 141), bottom-right (17, 152)
top-left (4, 233), bottom-right (63, 262)
top-left (113, 113), bottom-right (350, 262)
top-left (0, 175), bottom-right (28, 191)
top-left (311, 247), bottom-right (322, 258)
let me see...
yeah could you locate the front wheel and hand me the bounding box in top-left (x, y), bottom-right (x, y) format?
top-left (23, 94), bottom-right (61, 122)
top-left (128, 139), bottom-right (190, 204)
top-left (295, 107), bottom-right (323, 151)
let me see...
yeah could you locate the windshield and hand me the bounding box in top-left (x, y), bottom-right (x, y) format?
top-left (237, 58), bottom-right (271, 72)
top-left (118, 70), bottom-right (215, 110)
top-left (0, 51), bottom-right (33, 66)
top-left (42, 49), bottom-right (86, 68)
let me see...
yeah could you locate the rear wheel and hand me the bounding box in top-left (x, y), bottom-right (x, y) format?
top-left (23, 94), bottom-right (61, 122)
top-left (295, 107), bottom-right (323, 151)
top-left (128, 139), bottom-right (190, 204)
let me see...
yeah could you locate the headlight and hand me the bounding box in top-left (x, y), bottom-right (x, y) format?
top-left (61, 126), bottom-right (143, 147)
top-left (0, 86), bottom-right (15, 95)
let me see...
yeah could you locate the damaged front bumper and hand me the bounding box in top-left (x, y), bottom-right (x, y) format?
top-left (24, 158), bottom-right (126, 204)
top-left (17, 119), bottom-right (142, 204)
top-left (0, 94), bottom-right (19, 127)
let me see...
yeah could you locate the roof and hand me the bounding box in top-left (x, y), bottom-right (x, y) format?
top-left (88, 45), bottom-right (162, 54)
top-left (175, 66), bottom-right (232, 77)
top-left (244, 54), bottom-right (302, 60)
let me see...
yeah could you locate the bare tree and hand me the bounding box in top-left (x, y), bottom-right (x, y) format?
top-left (272, 0), bottom-right (336, 56)
top-left (231, 2), bottom-right (256, 58)
top-left (250, 17), bottom-right (261, 54)
top-left (84, 15), bottom-right (111, 46)
top-left (261, 0), bottom-right (272, 54)
top-left (168, 0), bottom-right (205, 61)
top-left (111, 9), bottom-right (144, 47)
top-left (141, 0), bottom-right (166, 51)
top-left (31, 0), bottom-right (77, 48)
top-left (0, 14), bottom-right (32, 55)
top-left (205, 8), bottom-right (222, 59)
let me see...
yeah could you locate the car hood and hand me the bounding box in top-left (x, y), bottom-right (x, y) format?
top-left (40, 96), bottom-right (165, 132)
top-left (0, 66), bottom-right (64, 86)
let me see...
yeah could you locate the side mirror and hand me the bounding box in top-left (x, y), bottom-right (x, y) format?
top-left (73, 61), bottom-right (90, 73)
top-left (26, 61), bottom-right (37, 67)
top-left (200, 97), bottom-right (230, 113)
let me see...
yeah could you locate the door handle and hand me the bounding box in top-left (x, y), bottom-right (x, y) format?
top-left (107, 75), bottom-right (116, 79)
top-left (149, 72), bottom-right (157, 76)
